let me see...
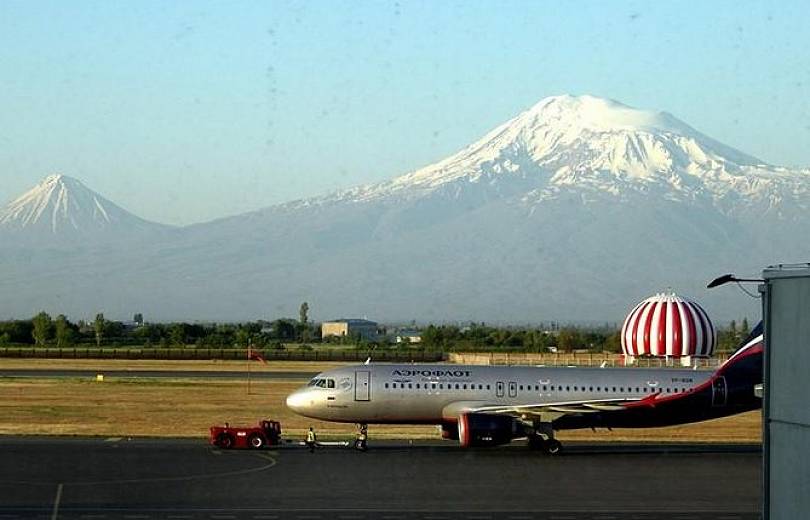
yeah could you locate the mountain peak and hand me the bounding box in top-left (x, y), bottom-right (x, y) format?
top-left (521, 94), bottom-right (686, 134)
top-left (0, 174), bottom-right (168, 239)
top-left (342, 94), bottom-right (771, 199)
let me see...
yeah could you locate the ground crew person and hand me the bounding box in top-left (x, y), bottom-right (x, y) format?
top-left (306, 426), bottom-right (316, 453)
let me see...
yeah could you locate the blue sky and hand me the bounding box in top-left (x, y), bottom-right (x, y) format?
top-left (1, 0), bottom-right (808, 225)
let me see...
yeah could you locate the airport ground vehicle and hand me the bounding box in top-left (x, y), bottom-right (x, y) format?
top-left (209, 419), bottom-right (282, 449)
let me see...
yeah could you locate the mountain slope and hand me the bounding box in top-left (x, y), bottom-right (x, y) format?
top-left (1, 95), bottom-right (808, 322)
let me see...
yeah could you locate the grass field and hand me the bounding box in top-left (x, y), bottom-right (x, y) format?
top-left (0, 374), bottom-right (762, 443)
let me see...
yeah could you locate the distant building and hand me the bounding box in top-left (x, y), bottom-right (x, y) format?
top-left (322, 319), bottom-right (378, 341)
top-left (396, 330), bottom-right (422, 344)
top-left (120, 320), bottom-right (140, 331)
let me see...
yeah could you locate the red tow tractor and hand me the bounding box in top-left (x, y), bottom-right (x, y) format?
top-left (209, 419), bottom-right (282, 449)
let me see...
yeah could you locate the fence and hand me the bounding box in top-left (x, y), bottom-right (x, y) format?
top-left (0, 346), bottom-right (732, 367)
top-left (448, 351), bottom-right (728, 369)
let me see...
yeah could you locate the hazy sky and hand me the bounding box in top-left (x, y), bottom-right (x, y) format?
top-left (1, 0), bottom-right (808, 225)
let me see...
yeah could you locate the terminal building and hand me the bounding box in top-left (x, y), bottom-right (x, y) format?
top-left (321, 319), bottom-right (379, 342)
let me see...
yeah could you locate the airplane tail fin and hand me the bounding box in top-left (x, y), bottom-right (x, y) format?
top-left (722, 321), bottom-right (763, 366)
top-left (716, 321), bottom-right (764, 389)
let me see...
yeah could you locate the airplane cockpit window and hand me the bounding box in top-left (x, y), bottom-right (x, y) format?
top-left (327, 379), bottom-right (335, 389)
top-left (307, 378), bottom-right (331, 388)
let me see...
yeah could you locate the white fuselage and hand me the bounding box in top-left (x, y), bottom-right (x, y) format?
top-left (286, 363), bottom-right (713, 424)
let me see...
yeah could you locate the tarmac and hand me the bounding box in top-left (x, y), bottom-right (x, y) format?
top-left (0, 437), bottom-right (761, 520)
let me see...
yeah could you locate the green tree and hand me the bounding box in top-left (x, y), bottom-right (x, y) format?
top-left (133, 313), bottom-right (144, 326)
top-left (741, 318), bottom-right (750, 336)
top-left (557, 328), bottom-right (582, 352)
top-left (169, 323), bottom-right (186, 346)
top-left (0, 321), bottom-right (34, 344)
top-left (234, 328), bottom-right (250, 348)
top-left (270, 319), bottom-right (297, 340)
top-left (299, 302), bottom-right (309, 325)
top-left (94, 313), bottom-right (106, 347)
top-left (54, 314), bottom-right (75, 347)
top-left (31, 311), bottom-right (53, 346)
top-left (299, 302), bottom-right (310, 342)
top-left (603, 331), bottom-right (622, 353)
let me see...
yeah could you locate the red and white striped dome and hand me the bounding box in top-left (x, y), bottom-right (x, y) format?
top-left (621, 293), bottom-right (716, 358)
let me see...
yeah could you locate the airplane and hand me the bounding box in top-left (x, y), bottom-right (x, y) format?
top-left (286, 324), bottom-right (763, 453)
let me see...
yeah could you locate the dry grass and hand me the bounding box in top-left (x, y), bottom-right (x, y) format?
top-left (0, 376), bottom-right (761, 443)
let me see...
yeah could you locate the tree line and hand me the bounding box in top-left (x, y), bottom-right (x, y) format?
top-left (0, 310), bottom-right (754, 354)
top-left (0, 312), bottom-right (315, 349)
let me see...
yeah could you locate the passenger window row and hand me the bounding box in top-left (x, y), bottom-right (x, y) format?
top-left (384, 382), bottom-right (491, 391)
top-left (383, 381), bottom-right (693, 395)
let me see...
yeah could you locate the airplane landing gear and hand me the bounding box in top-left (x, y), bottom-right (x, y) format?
top-left (354, 423), bottom-right (368, 451)
top-left (545, 438), bottom-right (562, 454)
top-left (528, 423), bottom-right (563, 455)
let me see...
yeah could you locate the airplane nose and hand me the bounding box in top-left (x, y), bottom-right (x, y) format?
top-left (286, 390), bottom-right (309, 413)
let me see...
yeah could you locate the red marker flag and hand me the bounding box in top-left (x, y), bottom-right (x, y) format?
top-left (247, 347), bottom-right (267, 364)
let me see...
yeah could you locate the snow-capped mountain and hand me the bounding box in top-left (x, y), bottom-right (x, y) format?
top-left (311, 95), bottom-right (809, 217)
top-left (0, 174), bottom-right (169, 243)
top-left (1, 95), bottom-right (808, 322)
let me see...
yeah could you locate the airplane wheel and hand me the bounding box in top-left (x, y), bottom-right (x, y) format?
top-left (248, 434), bottom-right (264, 449)
top-left (545, 439), bottom-right (562, 455)
top-left (354, 439), bottom-right (367, 451)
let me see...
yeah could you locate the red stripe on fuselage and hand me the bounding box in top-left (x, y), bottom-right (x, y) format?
top-left (622, 343), bottom-right (763, 409)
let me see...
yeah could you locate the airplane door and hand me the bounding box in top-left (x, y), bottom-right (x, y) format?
top-left (355, 371), bottom-right (371, 401)
top-left (496, 381), bottom-right (504, 398)
top-left (508, 381), bottom-right (517, 398)
top-left (711, 376), bottom-right (727, 407)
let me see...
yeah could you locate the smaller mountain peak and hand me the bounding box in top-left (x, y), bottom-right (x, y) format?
top-left (41, 173), bottom-right (81, 185)
top-left (1, 174), bottom-right (167, 237)
top-left (42, 173), bottom-right (64, 184)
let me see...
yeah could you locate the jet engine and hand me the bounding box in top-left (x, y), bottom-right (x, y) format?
top-left (457, 413), bottom-right (524, 447)
top-left (441, 422), bottom-right (459, 440)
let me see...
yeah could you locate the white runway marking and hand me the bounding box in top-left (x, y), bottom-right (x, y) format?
top-left (50, 483), bottom-right (63, 520)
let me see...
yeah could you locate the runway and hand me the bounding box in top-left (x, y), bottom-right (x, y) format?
top-left (0, 369), bottom-right (315, 380)
top-left (0, 437), bottom-right (761, 520)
